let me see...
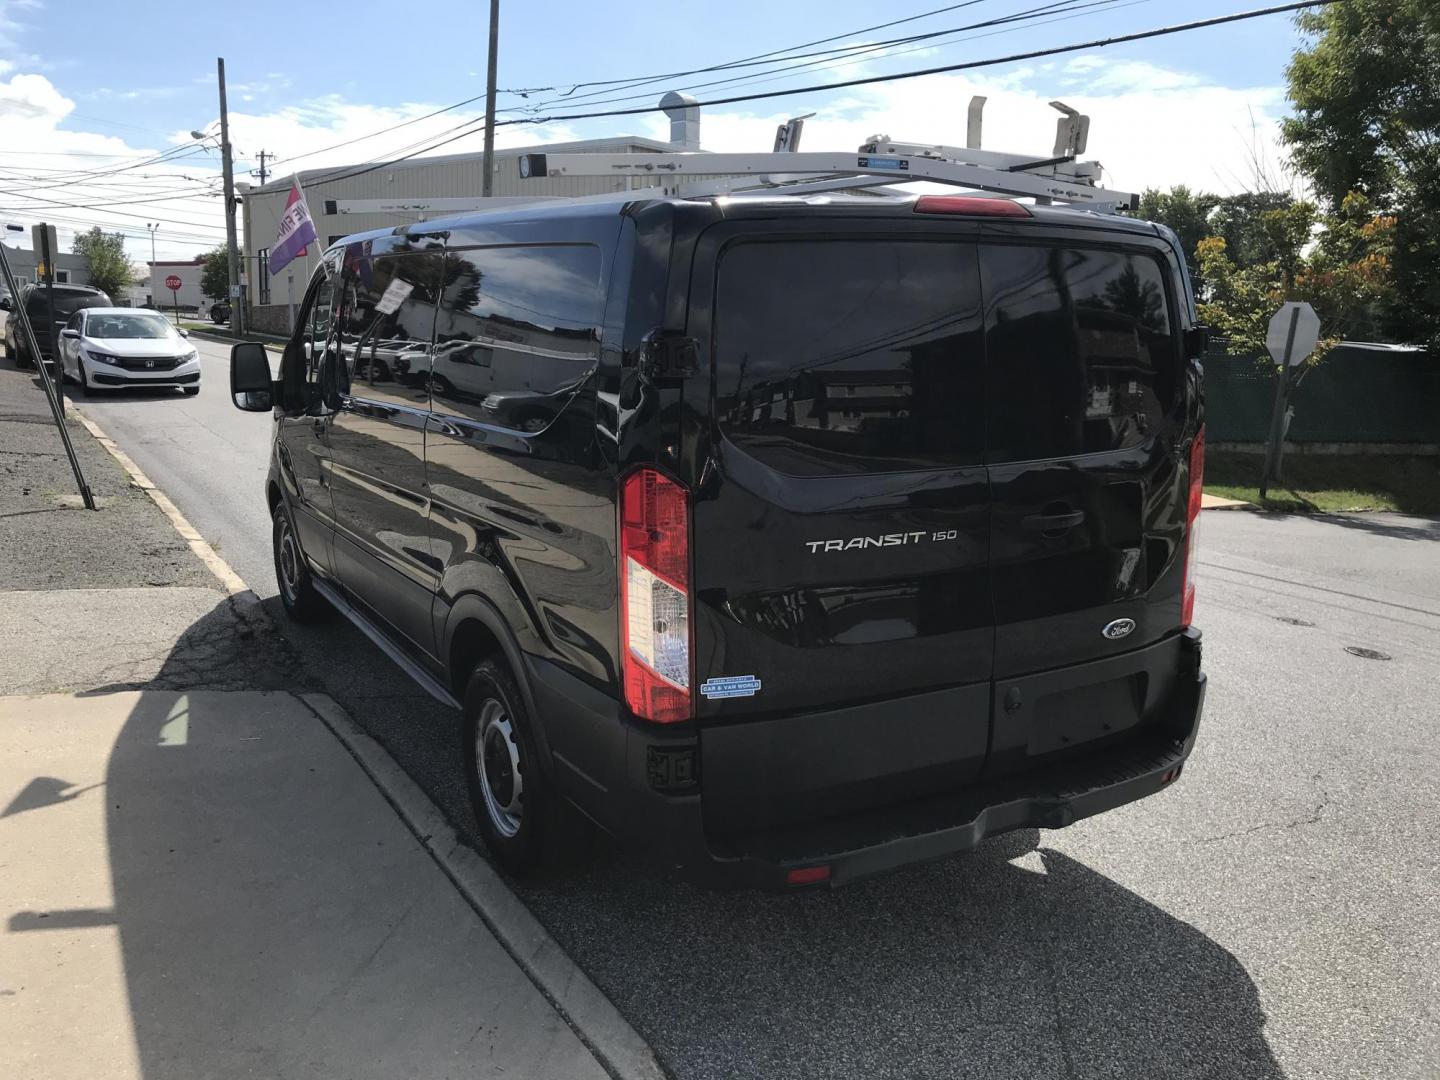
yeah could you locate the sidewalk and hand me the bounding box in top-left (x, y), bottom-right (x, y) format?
top-left (0, 358), bottom-right (646, 1079)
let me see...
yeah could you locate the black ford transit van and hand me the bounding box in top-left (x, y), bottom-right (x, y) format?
top-left (230, 192), bottom-right (1207, 888)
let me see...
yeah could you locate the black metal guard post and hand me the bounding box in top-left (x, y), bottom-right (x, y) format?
top-left (38, 225), bottom-right (60, 387)
top-left (0, 226), bottom-right (96, 510)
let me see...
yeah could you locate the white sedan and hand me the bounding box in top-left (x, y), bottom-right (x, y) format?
top-left (56, 308), bottom-right (201, 395)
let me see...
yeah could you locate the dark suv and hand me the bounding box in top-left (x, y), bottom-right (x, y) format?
top-left (3, 283), bottom-right (112, 368)
top-left (230, 193), bottom-right (1207, 888)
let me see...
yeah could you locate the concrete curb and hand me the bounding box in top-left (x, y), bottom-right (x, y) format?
top-left (183, 327), bottom-right (285, 352)
top-left (68, 407), bottom-right (253, 597)
top-left (65, 395), bottom-right (664, 1080)
top-left (300, 693), bottom-right (666, 1080)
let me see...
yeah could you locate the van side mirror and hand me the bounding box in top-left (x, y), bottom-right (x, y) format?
top-left (1183, 325), bottom-right (1212, 360)
top-left (230, 341), bottom-right (275, 412)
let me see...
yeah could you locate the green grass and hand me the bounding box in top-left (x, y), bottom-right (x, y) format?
top-left (1205, 452), bottom-right (1440, 514)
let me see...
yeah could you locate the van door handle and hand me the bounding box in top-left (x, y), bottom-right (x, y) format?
top-left (1022, 510), bottom-right (1085, 533)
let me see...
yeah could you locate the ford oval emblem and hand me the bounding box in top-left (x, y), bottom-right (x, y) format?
top-left (1102, 618), bottom-right (1136, 641)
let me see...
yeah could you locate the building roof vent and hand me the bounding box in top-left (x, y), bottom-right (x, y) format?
top-left (659, 91), bottom-right (700, 151)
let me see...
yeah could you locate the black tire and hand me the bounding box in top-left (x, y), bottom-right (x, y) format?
top-left (182, 385), bottom-right (200, 396)
top-left (462, 657), bottom-right (558, 872)
top-left (272, 502), bottom-right (329, 623)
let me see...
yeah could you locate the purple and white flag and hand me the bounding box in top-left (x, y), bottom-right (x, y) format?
top-left (268, 180), bottom-right (319, 275)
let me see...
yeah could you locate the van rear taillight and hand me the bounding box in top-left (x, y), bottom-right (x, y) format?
top-left (620, 467), bottom-right (692, 724)
top-left (1181, 426), bottom-right (1205, 627)
top-left (913, 195), bottom-right (1032, 217)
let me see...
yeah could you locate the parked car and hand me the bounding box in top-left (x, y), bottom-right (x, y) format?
top-left (2, 283), bottom-right (112, 368)
top-left (56, 307), bottom-right (200, 395)
top-left (207, 298), bottom-right (231, 324)
top-left (229, 193), bottom-right (1207, 888)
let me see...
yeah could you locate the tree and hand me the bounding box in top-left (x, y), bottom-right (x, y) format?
top-left (199, 247), bottom-right (229, 300)
top-left (71, 227), bottom-right (133, 300)
top-left (1195, 196), bottom-right (1396, 362)
top-left (1136, 186), bottom-right (1217, 281)
top-left (1282, 0), bottom-right (1440, 344)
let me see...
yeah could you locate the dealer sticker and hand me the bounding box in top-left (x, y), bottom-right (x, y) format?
top-left (700, 675), bottom-right (762, 700)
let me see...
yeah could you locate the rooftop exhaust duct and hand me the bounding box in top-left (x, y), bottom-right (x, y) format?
top-left (660, 91), bottom-right (700, 151)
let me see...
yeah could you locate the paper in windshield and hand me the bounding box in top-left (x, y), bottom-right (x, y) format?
top-left (375, 278), bottom-right (414, 316)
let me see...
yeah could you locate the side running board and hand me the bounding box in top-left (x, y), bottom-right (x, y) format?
top-left (311, 577), bottom-right (462, 711)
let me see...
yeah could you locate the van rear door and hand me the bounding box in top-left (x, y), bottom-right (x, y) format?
top-left (687, 225), bottom-right (994, 832)
top-left (979, 238), bottom-right (1191, 775)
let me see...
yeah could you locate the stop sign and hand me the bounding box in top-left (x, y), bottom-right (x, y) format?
top-left (164, 274), bottom-right (182, 291)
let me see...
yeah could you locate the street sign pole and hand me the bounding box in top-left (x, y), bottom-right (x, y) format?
top-left (0, 226), bottom-right (95, 510)
top-left (1260, 301), bottom-right (1322, 501)
top-left (164, 274), bottom-right (183, 327)
top-left (1260, 307), bottom-right (1300, 500)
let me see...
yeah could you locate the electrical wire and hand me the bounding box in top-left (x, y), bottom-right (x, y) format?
top-left (300, 0), bottom-right (1334, 190)
top-left (292, 0), bottom-right (1096, 187)
top-left (266, 0), bottom-right (1015, 174)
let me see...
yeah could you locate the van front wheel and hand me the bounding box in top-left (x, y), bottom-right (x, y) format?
top-left (272, 503), bottom-right (329, 623)
top-left (463, 658), bottom-right (556, 872)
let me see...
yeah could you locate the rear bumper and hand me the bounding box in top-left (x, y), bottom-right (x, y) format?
top-left (533, 628), bottom-right (1205, 890)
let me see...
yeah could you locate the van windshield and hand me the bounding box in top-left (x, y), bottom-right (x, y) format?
top-left (713, 239), bottom-right (986, 476)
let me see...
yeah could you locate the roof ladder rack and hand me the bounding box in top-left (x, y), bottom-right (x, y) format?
top-left (516, 97), bottom-right (1137, 213)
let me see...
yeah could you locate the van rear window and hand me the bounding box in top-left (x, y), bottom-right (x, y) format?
top-left (981, 245), bottom-right (1178, 462)
top-left (713, 240), bottom-right (985, 476)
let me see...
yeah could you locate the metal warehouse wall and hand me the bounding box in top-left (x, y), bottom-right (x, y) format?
top-left (1206, 346), bottom-right (1440, 446)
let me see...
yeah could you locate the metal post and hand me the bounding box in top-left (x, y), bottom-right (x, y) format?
top-left (481, 0), bottom-right (499, 198)
top-left (1259, 306), bottom-right (1301, 500)
top-left (287, 272), bottom-right (295, 334)
top-left (217, 57), bottom-right (246, 336)
top-left (38, 223), bottom-right (59, 377)
top-left (0, 230), bottom-right (95, 510)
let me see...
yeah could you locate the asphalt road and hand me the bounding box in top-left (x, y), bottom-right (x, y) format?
top-left (74, 337), bottom-right (1440, 1080)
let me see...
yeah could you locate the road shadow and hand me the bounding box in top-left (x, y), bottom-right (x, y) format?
top-left (509, 828), bottom-right (1284, 1080)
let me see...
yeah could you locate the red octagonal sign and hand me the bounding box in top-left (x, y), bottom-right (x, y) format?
top-left (164, 274), bottom-right (182, 291)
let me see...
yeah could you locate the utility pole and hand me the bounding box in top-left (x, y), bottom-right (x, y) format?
top-left (481, 0), bottom-right (499, 198)
top-left (146, 223), bottom-right (158, 299)
top-left (255, 149), bottom-right (269, 186)
top-left (217, 57), bottom-right (246, 336)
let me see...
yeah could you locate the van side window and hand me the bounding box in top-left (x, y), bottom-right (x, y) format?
top-left (431, 245), bottom-right (601, 433)
top-left (714, 239), bottom-right (986, 476)
top-left (337, 247), bottom-right (441, 411)
top-left (982, 245), bottom-right (1177, 462)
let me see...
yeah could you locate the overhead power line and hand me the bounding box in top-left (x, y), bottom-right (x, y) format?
top-left (298, 0), bottom-right (1340, 190)
top-left (266, 0), bottom-right (1018, 175)
top-left (498, 0), bottom-right (1344, 129)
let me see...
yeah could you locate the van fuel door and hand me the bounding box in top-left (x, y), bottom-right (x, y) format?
top-left (637, 328), bottom-right (699, 386)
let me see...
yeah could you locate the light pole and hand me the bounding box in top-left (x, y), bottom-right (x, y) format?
top-left (146, 223), bottom-right (158, 302)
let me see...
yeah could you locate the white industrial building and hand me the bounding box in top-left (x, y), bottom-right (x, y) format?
top-left (242, 95), bottom-right (706, 334)
top-left (147, 258), bottom-right (207, 311)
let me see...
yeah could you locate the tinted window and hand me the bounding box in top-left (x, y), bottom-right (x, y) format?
top-left (982, 245), bottom-right (1176, 462)
top-left (714, 239), bottom-right (985, 476)
top-left (336, 247), bottom-right (442, 410)
top-left (430, 245), bottom-right (601, 432)
top-left (28, 289), bottom-right (109, 317)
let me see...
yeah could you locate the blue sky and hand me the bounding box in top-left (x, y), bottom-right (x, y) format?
top-left (0, 0), bottom-right (1313, 262)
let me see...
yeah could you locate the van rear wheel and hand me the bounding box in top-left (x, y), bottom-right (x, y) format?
top-left (463, 657), bottom-right (557, 873)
